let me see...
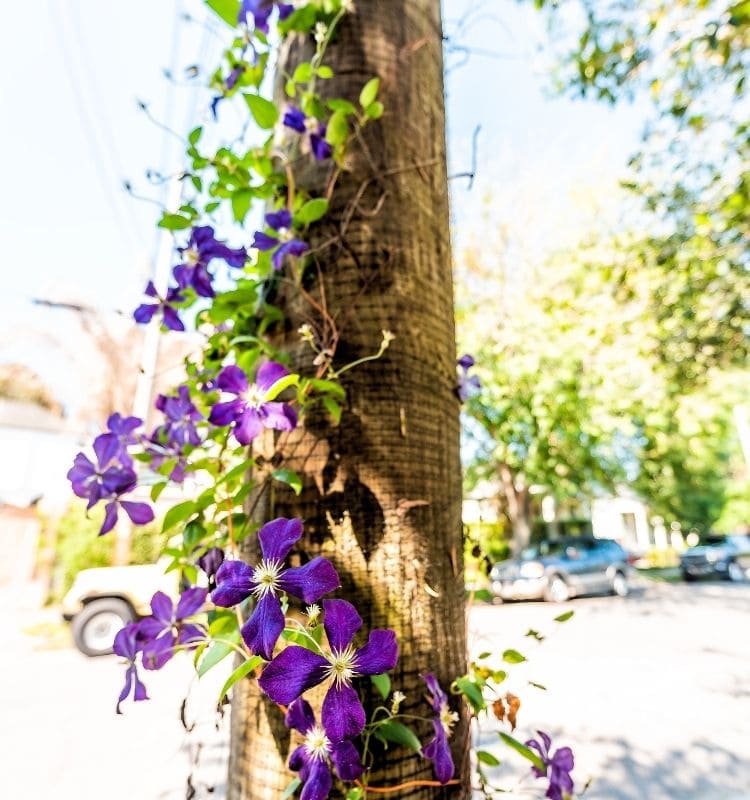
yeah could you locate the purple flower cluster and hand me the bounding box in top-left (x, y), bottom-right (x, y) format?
top-left (422, 673), bottom-right (457, 784)
top-left (208, 361), bottom-right (297, 445)
top-left (252, 209), bottom-right (308, 271)
top-left (145, 385), bottom-right (204, 482)
top-left (114, 588), bottom-right (207, 713)
top-left (134, 226), bottom-right (246, 331)
top-left (456, 353), bottom-right (481, 402)
top-left (526, 731), bottom-right (575, 800)
top-left (283, 106), bottom-right (332, 161)
top-left (67, 422), bottom-right (154, 536)
top-left (239, 0), bottom-right (293, 33)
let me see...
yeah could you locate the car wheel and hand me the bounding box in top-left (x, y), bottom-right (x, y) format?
top-left (611, 571), bottom-right (629, 597)
top-left (727, 561), bottom-right (746, 582)
top-left (544, 575), bottom-right (570, 603)
top-left (682, 570), bottom-right (697, 583)
top-left (71, 598), bottom-right (135, 657)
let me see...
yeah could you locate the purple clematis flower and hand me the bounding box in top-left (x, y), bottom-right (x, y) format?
top-left (238, 0), bottom-right (294, 33)
top-left (154, 385), bottom-right (204, 448)
top-left (285, 698), bottom-right (364, 800)
top-left (525, 731), bottom-right (575, 800)
top-left (283, 105), bottom-right (333, 161)
top-left (208, 361), bottom-right (298, 445)
top-left (422, 673), bottom-right (458, 784)
top-left (113, 622), bottom-right (149, 714)
top-left (138, 588), bottom-right (207, 671)
top-left (105, 412), bottom-right (142, 467)
top-left (252, 209), bottom-right (309, 271)
top-left (134, 281), bottom-right (186, 332)
top-left (258, 599), bottom-right (398, 741)
top-left (456, 353), bottom-right (481, 402)
top-left (67, 434), bottom-right (154, 535)
top-left (173, 226), bottom-right (247, 298)
top-left (211, 518), bottom-right (339, 660)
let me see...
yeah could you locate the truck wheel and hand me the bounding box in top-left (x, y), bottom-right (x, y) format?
top-left (727, 561), bottom-right (746, 582)
top-left (544, 575), bottom-right (570, 603)
top-left (71, 598), bottom-right (135, 657)
top-left (611, 571), bottom-right (629, 597)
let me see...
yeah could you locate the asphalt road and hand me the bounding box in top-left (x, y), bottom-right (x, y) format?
top-left (1, 579), bottom-right (748, 799)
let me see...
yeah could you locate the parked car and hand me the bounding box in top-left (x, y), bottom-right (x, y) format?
top-left (680, 534), bottom-right (750, 582)
top-left (490, 537), bottom-right (632, 603)
top-left (61, 559), bottom-right (179, 656)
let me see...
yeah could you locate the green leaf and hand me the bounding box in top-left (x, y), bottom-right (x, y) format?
top-left (231, 188), bottom-right (254, 223)
top-left (272, 468), bottom-right (303, 495)
top-left (528, 680), bottom-right (547, 691)
top-left (472, 588), bottom-right (493, 603)
top-left (150, 481), bottom-right (168, 502)
top-left (292, 63), bottom-right (313, 83)
top-left (477, 651), bottom-right (492, 660)
top-left (309, 378), bottom-right (346, 399)
top-left (218, 656), bottom-right (263, 702)
top-left (365, 101), bottom-right (384, 120)
top-left (376, 721), bottom-right (422, 752)
top-left (198, 640), bottom-right (235, 676)
top-left (327, 98), bottom-right (357, 114)
top-left (162, 500), bottom-right (197, 532)
top-left (476, 750), bottom-right (501, 767)
top-left (262, 372), bottom-right (299, 401)
top-left (359, 77), bottom-right (380, 108)
top-left (554, 610), bottom-right (575, 623)
top-left (244, 94), bottom-right (279, 129)
top-left (498, 732), bottom-right (545, 773)
top-left (317, 65), bottom-right (334, 79)
top-left (371, 672), bottom-right (391, 699)
top-left (502, 649), bottom-right (527, 664)
top-left (345, 789), bottom-right (364, 800)
top-left (325, 110), bottom-right (349, 146)
top-left (323, 396), bottom-right (342, 425)
top-left (455, 676), bottom-right (485, 713)
top-left (281, 778), bottom-right (301, 800)
top-left (205, 0), bottom-right (241, 27)
top-left (188, 126), bottom-right (203, 145)
top-left (296, 198), bottom-right (329, 224)
top-left (158, 212), bottom-right (192, 231)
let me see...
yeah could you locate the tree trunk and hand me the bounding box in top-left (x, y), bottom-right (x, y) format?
top-left (498, 463), bottom-right (532, 554)
top-left (228, 3), bottom-right (468, 799)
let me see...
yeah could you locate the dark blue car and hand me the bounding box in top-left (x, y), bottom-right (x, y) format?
top-left (490, 537), bottom-right (632, 603)
top-left (680, 534), bottom-right (750, 582)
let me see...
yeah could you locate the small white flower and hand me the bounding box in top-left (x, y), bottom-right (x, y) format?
top-left (391, 690), bottom-right (406, 714)
top-left (381, 329), bottom-right (395, 346)
top-left (341, 0), bottom-right (356, 12)
top-left (305, 603), bottom-right (321, 625)
top-left (314, 22), bottom-right (328, 44)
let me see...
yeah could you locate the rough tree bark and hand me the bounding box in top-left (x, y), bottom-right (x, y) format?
top-left (499, 463), bottom-right (532, 554)
top-left (228, 3), bottom-right (468, 798)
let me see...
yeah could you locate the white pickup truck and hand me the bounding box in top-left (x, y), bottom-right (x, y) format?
top-left (61, 559), bottom-right (179, 656)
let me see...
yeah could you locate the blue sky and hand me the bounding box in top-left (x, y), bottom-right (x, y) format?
top-left (0, 0), bottom-right (642, 415)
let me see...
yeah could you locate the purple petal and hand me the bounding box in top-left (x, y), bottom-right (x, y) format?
top-left (162, 306), bottom-right (185, 332)
top-left (260, 401), bottom-right (297, 431)
top-left (197, 547), bottom-right (225, 578)
top-left (457, 353), bottom-right (475, 369)
top-left (212, 560), bottom-right (255, 607)
top-left (285, 698), bottom-right (316, 735)
top-left (113, 622), bottom-right (140, 660)
top-left (234, 407), bottom-right (264, 444)
top-left (133, 303), bottom-right (158, 324)
top-left (552, 746), bottom-right (574, 772)
top-left (258, 645), bottom-right (328, 705)
top-left (355, 629), bottom-right (398, 676)
top-left (283, 106), bottom-right (306, 133)
top-left (252, 231), bottom-right (279, 251)
top-left (217, 364), bottom-right (249, 395)
top-left (424, 723), bottom-right (454, 784)
top-left (330, 740), bottom-right (364, 781)
top-left (310, 131), bottom-right (333, 161)
top-left (322, 599), bottom-right (362, 652)
top-left (144, 280), bottom-right (158, 298)
top-left (278, 557), bottom-right (340, 603)
top-left (177, 623), bottom-right (205, 647)
top-left (150, 591), bottom-right (174, 624)
top-left (266, 209), bottom-right (293, 231)
top-left (289, 744), bottom-right (310, 773)
top-left (100, 502), bottom-right (119, 535)
top-left (300, 759), bottom-right (332, 800)
top-left (241, 592), bottom-right (285, 660)
top-left (209, 398), bottom-right (245, 427)
top-left (278, 3), bottom-right (294, 21)
top-left (100, 465), bottom-right (137, 496)
top-left (258, 517), bottom-right (302, 561)
top-left (116, 665), bottom-right (134, 714)
top-left (93, 432), bottom-right (121, 468)
top-left (322, 683), bottom-right (366, 741)
top-left (142, 631), bottom-right (175, 670)
top-left (255, 360), bottom-right (289, 393)
top-left (175, 587), bottom-right (207, 619)
top-left (120, 501), bottom-right (155, 526)
top-left (271, 239), bottom-right (308, 270)
top-left (132, 668), bottom-right (148, 703)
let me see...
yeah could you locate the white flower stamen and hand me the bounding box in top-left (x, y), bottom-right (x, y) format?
top-left (303, 725), bottom-right (331, 761)
top-left (325, 644), bottom-right (359, 688)
top-left (251, 559), bottom-right (284, 598)
top-left (305, 604), bottom-right (321, 625)
top-left (183, 246), bottom-right (201, 266)
top-left (439, 701), bottom-right (459, 737)
top-left (242, 384), bottom-right (265, 408)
